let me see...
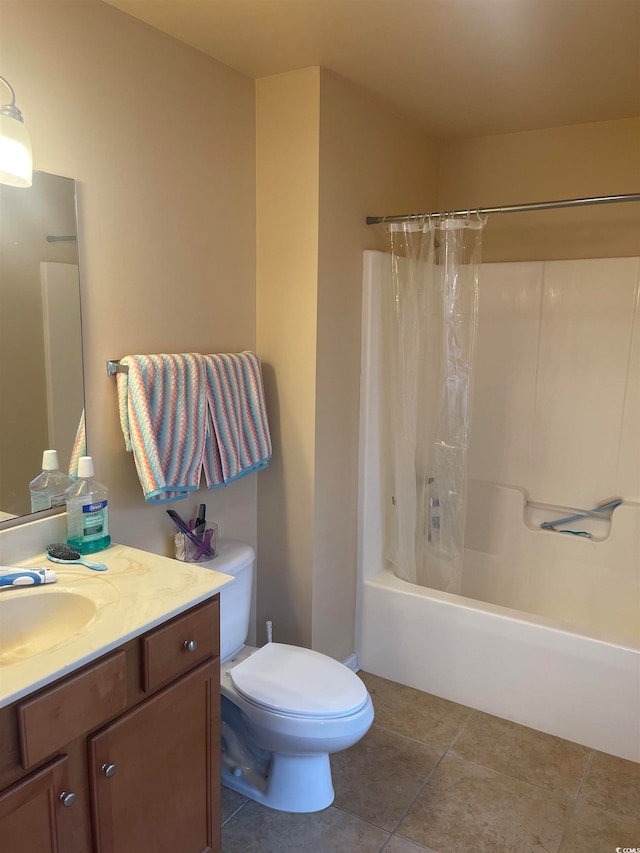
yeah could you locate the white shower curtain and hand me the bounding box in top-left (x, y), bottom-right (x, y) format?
top-left (386, 215), bottom-right (484, 593)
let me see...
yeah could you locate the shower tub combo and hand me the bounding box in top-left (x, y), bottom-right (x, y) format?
top-left (356, 251), bottom-right (640, 762)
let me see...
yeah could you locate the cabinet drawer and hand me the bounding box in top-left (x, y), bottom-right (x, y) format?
top-left (141, 597), bottom-right (219, 692)
top-left (17, 653), bottom-right (127, 769)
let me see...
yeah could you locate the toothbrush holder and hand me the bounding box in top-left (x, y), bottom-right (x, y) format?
top-left (174, 523), bottom-right (218, 563)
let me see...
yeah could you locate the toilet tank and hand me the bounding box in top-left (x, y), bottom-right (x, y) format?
top-left (200, 540), bottom-right (255, 662)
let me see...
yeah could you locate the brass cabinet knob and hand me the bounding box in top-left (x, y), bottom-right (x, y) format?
top-left (184, 639), bottom-right (197, 652)
top-left (59, 791), bottom-right (76, 807)
top-left (101, 763), bottom-right (117, 778)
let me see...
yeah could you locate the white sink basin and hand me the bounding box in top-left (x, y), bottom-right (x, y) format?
top-left (0, 590), bottom-right (97, 665)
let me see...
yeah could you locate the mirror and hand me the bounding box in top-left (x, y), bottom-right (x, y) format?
top-left (0, 171), bottom-right (85, 520)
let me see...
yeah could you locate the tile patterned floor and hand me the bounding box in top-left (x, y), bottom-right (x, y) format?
top-left (221, 671), bottom-right (640, 852)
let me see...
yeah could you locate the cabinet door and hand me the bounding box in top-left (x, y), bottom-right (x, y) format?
top-left (89, 660), bottom-right (220, 853)
top-left (0, 755), bottom-right (71, 853)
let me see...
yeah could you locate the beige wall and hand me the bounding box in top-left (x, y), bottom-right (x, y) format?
top-left (0, 0), bottom-right (257, 554)
top-left (256, 66), bottom-right (438, 658)
top-left (255, 68), bottom-right (320, 648)
top-left (438, 117), bottom-right (640, 261)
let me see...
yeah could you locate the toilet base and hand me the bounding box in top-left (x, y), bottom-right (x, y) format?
top-left (222, 752), bottom-right (335, 813)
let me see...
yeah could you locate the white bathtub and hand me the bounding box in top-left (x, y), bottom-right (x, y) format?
top-left (356, 251), bottom-right (640, 762)
top-left (357, 565), bottom-right (640, 761)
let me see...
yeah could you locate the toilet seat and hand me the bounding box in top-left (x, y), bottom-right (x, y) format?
top-left (229, 643), bottom-right (368, 719)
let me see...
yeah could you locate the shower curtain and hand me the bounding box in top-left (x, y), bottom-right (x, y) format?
top-left (386, 215), bottom-right (484, 593)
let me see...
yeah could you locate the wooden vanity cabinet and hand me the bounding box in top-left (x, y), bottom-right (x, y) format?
top-left (0, 595), bottom-right (221, 853)
top-left (0, 755), bottom-right (71, 853)
top-left (89, 661), bottom-right (219, 853)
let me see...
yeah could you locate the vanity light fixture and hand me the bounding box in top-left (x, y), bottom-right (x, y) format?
top-left (0, 75), bottom-right (32, 188)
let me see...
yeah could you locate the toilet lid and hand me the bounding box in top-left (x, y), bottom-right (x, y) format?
top-left (229, 643), bottom-right (369, 718)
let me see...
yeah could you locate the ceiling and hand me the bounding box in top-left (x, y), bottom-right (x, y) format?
top-left (106, 0), bottom-right (640, 139)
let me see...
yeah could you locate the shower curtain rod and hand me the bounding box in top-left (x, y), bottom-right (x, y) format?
top-left (365, 192), bottom-right (640, 225)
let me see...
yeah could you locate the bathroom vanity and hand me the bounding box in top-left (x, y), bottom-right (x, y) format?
top-left (0, 532), bottom-right (232, 853)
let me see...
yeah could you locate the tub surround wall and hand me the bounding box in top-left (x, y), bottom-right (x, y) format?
top-left (361, 251), bottom-right (640, 640)
top-left (465, 255), bottom-right (640, 641)
top-left (464, 482), bottom-right (639, 641)
top-left (471, 257), bottom-right (640, 508)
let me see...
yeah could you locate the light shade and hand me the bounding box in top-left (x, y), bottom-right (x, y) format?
top-left (0, 76), bottom-right (32, 188)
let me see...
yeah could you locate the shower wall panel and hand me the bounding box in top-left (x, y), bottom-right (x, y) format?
top-left (469, 257), bottom-right (640, 508)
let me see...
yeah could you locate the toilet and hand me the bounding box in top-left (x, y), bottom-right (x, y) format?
top-left (201, 540), bottom-right (374, 813)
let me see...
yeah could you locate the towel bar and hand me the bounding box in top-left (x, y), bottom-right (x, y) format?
top-left (106, 360), bottom-right (129, 375)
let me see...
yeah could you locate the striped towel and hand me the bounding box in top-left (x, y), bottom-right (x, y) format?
top-left (117, 354), bottom-right (208, 502)
top-left (202, 352), bottom-right (272, 487)
top-left (68, 409), bottom-right (86, 479)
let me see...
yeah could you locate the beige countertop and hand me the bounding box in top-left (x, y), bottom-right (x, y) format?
top-left (0, 542), bottom-right (233, 709)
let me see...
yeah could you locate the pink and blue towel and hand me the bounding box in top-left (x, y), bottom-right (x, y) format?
top-left (117, 353), bottom-right (208, 502)
top-left (202, 352), bottom-right (272, 488)
top-left (116, 351), bottom-right (271, 502)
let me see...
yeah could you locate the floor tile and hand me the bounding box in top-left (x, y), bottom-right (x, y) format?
top-left (361, 673), bottom-right (472, 749)
top-left (579, 751), bottom-right (640, 819)
top-left (397, 754), bottom-right (572, 852)
top-left (451, 711), bottom-right (591, 797)
top-left (220, 674), bottom-right (636, 853)
top-left (383, 836), bottom-right (433, 852)
top-left (331, 724), bottom-right (442, 830)
top-left (221, 785), bottom-right (248, 824)
top-left (559, 801), bottom-right (640, 852)
top-left (221, 801), bottom-right (389, 852)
